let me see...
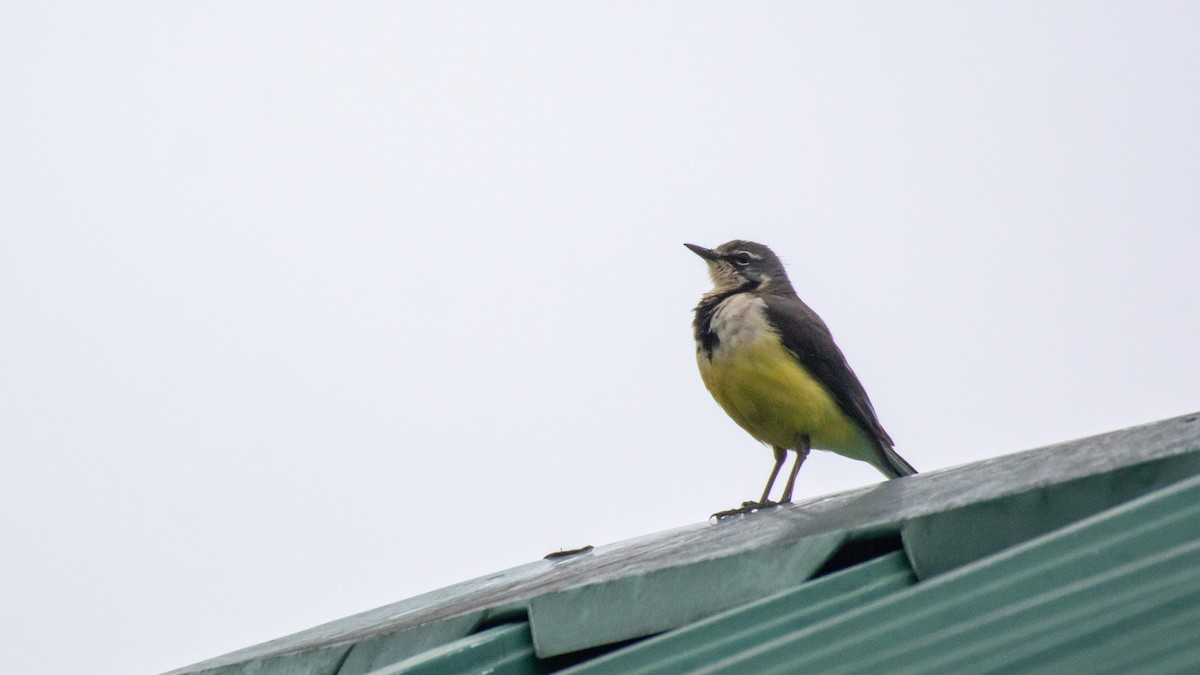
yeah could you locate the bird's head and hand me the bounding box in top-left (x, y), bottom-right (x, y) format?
top-left (685, 240), bottom-right (792, 293)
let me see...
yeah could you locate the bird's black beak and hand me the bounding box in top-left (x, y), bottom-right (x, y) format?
top-left (684, 243), bottom-right (720, 261)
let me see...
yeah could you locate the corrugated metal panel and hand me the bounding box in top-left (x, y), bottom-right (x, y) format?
top-left (363, 622), bottom-right (544, 675)
top-left (563, 550), bottom-right (916, 675)
top-left (691, 470), bottom-right (1200, 674)
top-left (528, 531), bottom-right (844, 657)
top-left (182, 646), bottom-right (351, 675)
top-left (336, 614), bottom-right (484, 675)
top-left (901, 448), bottom-right (1200, 578)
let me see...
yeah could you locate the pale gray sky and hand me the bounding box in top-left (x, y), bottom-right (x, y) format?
top-left (3, 3), bottom-right (1199, 674)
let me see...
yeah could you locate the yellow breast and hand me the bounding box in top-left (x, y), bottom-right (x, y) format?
top-left (696, 297), bottom-right (871, 458)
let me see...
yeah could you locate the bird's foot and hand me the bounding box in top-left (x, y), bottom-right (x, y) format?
top-left (712, 499), bottom-right (779, 521)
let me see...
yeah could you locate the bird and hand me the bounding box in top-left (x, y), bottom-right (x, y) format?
top-left (686, 240), bottom-right (916, 517)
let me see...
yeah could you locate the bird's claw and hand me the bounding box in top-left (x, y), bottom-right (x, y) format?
top-left (711, 499), bottom-right (780, 521)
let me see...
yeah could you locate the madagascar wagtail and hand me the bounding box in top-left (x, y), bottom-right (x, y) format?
top-left (687, 240), bottom-right (916, 517)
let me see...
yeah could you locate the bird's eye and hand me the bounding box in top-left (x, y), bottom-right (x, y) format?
top-left (734, 252), bottom-right (753, 266)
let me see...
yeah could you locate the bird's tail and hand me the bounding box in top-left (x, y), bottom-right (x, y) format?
top-left (878, 445), bottom-right (918, 479)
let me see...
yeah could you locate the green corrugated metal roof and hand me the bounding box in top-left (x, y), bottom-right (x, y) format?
top-left (562, 550), bottom-right (917, 675)
top-left (526, 531), bottom-right (843, 656)
top-left (166, 411), bottom-right (1200, 675)
top-left (364, 622), bottom-right (543, 675)
top-left (632, 469), bottom-right (1200, 674)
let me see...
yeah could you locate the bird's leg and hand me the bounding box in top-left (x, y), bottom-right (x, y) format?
top-left (779, 436), bottom-right (811, 504)
top-left (712, 447), bottom-right (789, 520)
top-left (757, 446), bottom-right (788, 505)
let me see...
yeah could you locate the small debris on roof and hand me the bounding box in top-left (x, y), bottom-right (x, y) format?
top-left (544, 545), bottom-right (594, 560)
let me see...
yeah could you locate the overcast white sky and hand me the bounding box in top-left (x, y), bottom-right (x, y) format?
top-left (3, 3), bottom-right (1200, 674)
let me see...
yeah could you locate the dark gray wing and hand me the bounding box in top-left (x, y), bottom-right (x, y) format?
top-left (762, 293), bottom-right (916, 476)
